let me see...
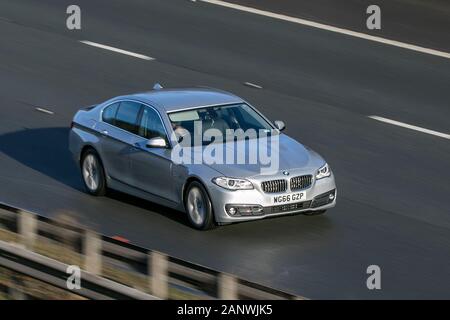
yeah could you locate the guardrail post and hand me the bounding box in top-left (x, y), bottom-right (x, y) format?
top-left (9, 287), bottom-right (26, 300)
top-left (18, 210), bottom-right (37, 249)
top-left (148, 251), bottom-right (168, 299)
top-left (218, 273), bottom-right (238, 299)
top-left (9, 275), bottom-right (26, 300)
top-left (83, 230), bottom-right (102, 275)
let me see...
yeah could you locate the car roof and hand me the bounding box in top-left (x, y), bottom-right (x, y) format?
top-left (119, 88), bottom-right (244, 112)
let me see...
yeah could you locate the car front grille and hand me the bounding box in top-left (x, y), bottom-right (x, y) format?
top-left (266, 200), bottom-right (312, 214)
top-left (290, 175), bottom-right (312, 191)
top-left (261, 179), bottom-right (287, 193)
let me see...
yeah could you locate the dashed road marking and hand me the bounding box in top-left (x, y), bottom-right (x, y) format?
top-left (244, 82), bottom-right (263, 89)
top-left (35, 107), bottom-right (54, 115)
top-left (80, 40), bottom-right (155, 61)
top-left (368, 115), bottom-right (450, 140)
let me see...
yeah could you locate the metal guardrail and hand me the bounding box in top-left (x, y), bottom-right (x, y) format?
top-left (0, 241), bottom-right (157, 300)
top-left (0, 202), bottom-right (304, 300)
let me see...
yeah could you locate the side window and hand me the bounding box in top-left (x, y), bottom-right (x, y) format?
top-left (138, 107), bottom-right (167, 141)
top-left (115, 101), bottom-right (141, 134)
top-left (102, 102), bottom-right (119, 125)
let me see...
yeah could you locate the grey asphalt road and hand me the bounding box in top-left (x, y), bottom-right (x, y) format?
top-left (227, 0), bottom-right (450, 52)
top-left (0, 0), bottom-right (450, 299)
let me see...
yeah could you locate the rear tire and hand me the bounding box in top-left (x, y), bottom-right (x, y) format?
top-left (184, 181), bottom-right (216, 230)
top-left (81, 149), bottom-right (107, 196)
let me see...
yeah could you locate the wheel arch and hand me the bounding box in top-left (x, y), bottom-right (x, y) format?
top-left (181, 176), bottom-right (212, 207)
top-left (79, 145), bottom-right (108, 179)
top-left (79, 145), bottom-right (98, 166)
top-left (182, 175), bottom-right (217, 229)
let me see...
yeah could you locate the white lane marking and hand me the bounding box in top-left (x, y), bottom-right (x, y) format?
top-left (35, 107), bottom-right (54, 115)
top-left (198, 0), bottom-right (450, 60)
top-left (368, 116), bottom-right (450, 140)
top-left (244, 82), bottom-right (263, 89)
top-left (79, 41), bottom-right (155, 61)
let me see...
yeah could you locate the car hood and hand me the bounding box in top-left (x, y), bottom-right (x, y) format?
top-left (187, 134), bottom-right (325, 178)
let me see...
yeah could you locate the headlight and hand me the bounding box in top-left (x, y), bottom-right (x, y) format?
top-left (212, 177), bottom-right (254, 190)
top-left (316, 163), bottom-right (331, 179)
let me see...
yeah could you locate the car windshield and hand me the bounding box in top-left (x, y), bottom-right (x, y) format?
top-left (168, 103), bottom-right (275, 146)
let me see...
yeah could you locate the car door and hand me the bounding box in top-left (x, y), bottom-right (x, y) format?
top-left (127, 105), bottom-right (177, 203)
top-left (95, 101), bottom-right (141, 186)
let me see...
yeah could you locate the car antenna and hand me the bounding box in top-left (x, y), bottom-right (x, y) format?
top-left (153, 83), bottom-right (163, 90)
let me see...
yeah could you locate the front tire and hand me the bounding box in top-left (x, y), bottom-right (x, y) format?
top-left (81, 149), bottom-right (107, 196)
top-left (184, 181), bottom-right (216, 230)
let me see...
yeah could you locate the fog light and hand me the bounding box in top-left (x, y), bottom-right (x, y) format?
top-left (226, 204), bottom-right (263, 217)
top-left (329, 193), bottom-right (335, 200)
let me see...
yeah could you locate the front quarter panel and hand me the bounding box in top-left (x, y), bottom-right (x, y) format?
top-left (178, 163), bottom-right (223, 210)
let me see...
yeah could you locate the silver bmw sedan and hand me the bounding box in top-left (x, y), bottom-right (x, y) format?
top-left (69, 86), bottom-right (336, 230)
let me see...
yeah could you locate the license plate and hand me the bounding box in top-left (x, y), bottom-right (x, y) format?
top-left (273, 192), bottom-right (306, 204)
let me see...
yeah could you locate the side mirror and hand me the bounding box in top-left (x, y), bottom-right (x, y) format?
top-left (274, 120), bottom-right (286, 131)
top-left (146, 137), bottom-right (168, 148)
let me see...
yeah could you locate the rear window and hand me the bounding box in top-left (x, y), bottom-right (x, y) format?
top-left (115, 101), bottom-right (141, 134)
top-left (102, 103), bottom-right (119, 125)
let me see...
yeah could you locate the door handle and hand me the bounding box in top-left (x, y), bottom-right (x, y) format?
top-left (133, 142), bottom-right (145, 150)
top-left (101, 130), bottom-right (108, 135)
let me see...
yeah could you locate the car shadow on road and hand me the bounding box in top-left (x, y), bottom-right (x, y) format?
top-left (0, 127), bottom-right (83, 191)
top-left (106, 189), bottom-right (190, 226)
top-left (0, 126), bottom-right (190, 226)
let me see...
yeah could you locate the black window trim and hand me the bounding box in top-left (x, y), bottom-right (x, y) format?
top-left (136, 104), bottom-right (170, 145)
top-left (166, 102), bottom-right (276, 131)
top-left (100, 99), bottom-right (172, 148)
top-left (101, 101), bottom-right (120, 126)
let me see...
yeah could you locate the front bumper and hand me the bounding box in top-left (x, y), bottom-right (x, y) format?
top-left (208, 172), bottom-right (337, 223)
